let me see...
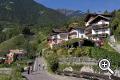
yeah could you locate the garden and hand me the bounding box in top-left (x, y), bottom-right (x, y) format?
top-left (43, 41), bottom-right (120, 73)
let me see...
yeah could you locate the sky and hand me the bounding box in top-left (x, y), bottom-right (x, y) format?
top-left (35, 0), bottom-right (120, 13)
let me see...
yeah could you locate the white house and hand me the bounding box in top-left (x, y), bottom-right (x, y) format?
top-left (69, 27), bottom-right (87, 39)
top-left (48, 29), bottom-right (68, 48)
top-left (47, 14), bottom-right (112, 48)
top-left (85, 14), bottom-right (112, 41)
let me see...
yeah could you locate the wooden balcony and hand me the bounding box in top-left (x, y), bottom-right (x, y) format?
top-left (92, 33), bottom-right (108, 38)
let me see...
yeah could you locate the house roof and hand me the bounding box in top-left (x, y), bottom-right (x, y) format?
top-left (48, 28), bottom-right (68, 38)
top-left (68, 27), bottom-right (85, 32)
top-left (10, 49), bottom-right (26, 54)
top-left (52, 28), bottom-right (68, 33)
top-left (89, 15), bottom-right (111, 25)
top-left (85, 14), bottom-right (112, 22)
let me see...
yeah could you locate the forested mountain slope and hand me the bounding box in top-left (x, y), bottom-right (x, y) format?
top-left (0, 0), bottom-right (67, 26)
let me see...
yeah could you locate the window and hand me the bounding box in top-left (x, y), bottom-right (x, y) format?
top-left (81, 35), bottom-right (83, 38)
top-left (102, 29), bottom-right (106, 33)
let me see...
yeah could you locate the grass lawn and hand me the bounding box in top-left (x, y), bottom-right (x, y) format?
top-left (0, 34), bottom-right (25, 51)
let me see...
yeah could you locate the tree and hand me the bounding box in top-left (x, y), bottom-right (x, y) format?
top-left (104, 10), bottom-right (109, 15)
top-left (110, 10), bottom-right (120, 41)
top-left (22, 27), bottom-right (31, 35)
top-left (87, 9), bottom-right (90, 14)
top-left (46, 53), bottom-right (59, 72)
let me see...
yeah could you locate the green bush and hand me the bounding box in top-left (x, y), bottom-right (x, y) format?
top-left (0, 75), bottom-right (10, 80)
top-left (73, 47), bottom-right (91, 57)
top-left (56, 48), bottom-right (69, 57)
top-left (46, 53), bottom-right (59, 72)
top-left (61, 38), bottom-right (82, 47)
top-left (101, 40), bottom-right (115, 52)
top-left (0, 67), bottom-right (25, 80)
top-left (90, 47), bottom-right (120, 68)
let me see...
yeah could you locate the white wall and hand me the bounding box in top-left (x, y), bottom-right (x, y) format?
top-left (69, 29), bottom-right (88, 39)
top-left (96, 20), bottom-right (109, 25)
top-left (69, 30), bottom-right (79, 39)
top-left (78, 30), bottom-right (88, 39)
top-left (59, 33), bottom-right (69, 41)
top-left (97, 20), bottom-right (109, 25)
top-left (51, 33), bottom-right (69, 44)
top-left (92, 37), bottom-right (100, 41)
top-left (57, 34), bottom-right (61, 39)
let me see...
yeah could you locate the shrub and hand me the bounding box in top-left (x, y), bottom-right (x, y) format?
top-left (56, 48), bottom-right (69, 57)
top-left (74, 47), bottom-right (91, 57)
top-left (61, 38), bottom-right (82, 47)
top-left (9, 68), bottom-right (24, 80)
top-left (0, 75), bottom-right (10, 80)
top-left (46, 53), bottom-right (59, 72)
top-left (90, 47), bottom-right (120, 68)
top-left (74, 47), bottom-right (82, 57)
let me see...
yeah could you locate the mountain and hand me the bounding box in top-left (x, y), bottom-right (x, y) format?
top-left (0, 0), bottom-right (67, 26)
top-left (56, 9), bottom-right (85, 17)
top-left (56, 9), bottom-right (87, 27)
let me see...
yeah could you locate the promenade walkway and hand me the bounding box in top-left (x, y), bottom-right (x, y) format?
top-left (22, 57), bottom-right (86, 80)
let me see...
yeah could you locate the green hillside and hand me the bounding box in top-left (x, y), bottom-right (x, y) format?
top-left (0, 0), bottom-right (86, 57)
top-left (0, 0), bottom-right (69, 53)
top-left (0, 34), bottom-right (25, 51)
top-left (0, 0), bottom-right (67, 26)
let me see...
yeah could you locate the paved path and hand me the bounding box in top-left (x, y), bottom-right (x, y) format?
top-left (109, 36), bottom-right (120, 53)
top-left (108, 42), bottom-right (120, 53)
top-left (22, 57), bottom-right (57, 80)
top-left (22, 57), bottom-right (86, 80)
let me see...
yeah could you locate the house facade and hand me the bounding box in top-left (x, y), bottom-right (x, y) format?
top-left (69, 27), bottom-right (87, 39)
top-left (5, 49), bottom-right (26, 64)
top-left (48, 27), bottom-right (88, 48)
top-left (48, 14), bottom-right (112, 48)
top-left (85, 14), bottom-right (112, 41)
top-left (48, 29), bottom-right (69, 48)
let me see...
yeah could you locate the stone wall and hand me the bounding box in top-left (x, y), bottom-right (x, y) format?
top-left (59, 57), bottom-right (98, 65)
top-left (0, 68), bottom-right (12, 75)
